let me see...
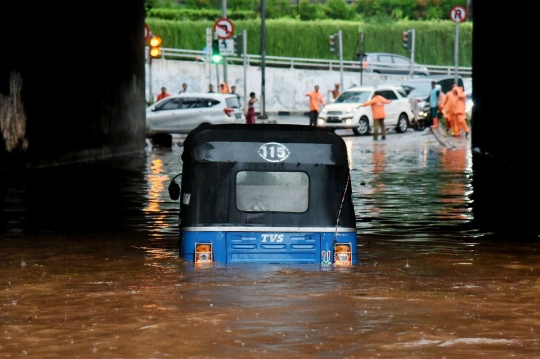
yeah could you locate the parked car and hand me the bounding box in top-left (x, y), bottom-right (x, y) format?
top-left (359, 52), bottom-right (430, 76)
top-left (317, 85), bottom-right (415, 135)
top-left (146, 93), bottom-right (246, 134)
top-left (463, 78), bottom-right (473, 119)
top-left (401, 75), bottom-right (465, 126)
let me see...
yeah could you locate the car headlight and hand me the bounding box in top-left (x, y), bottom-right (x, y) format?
top-left (345, 108), bottom-right (354, 113)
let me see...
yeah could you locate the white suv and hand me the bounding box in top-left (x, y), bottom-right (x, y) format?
top-left (146, 93), bottom-right (246, 134)
top-left (318, 85), bottom-right (414, 136)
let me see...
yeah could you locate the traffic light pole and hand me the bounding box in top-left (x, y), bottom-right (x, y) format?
top-left (409, 29), bottom-right (415, 77)
top-left (207, 28), bottom-right (212, 89)
top-left (215, 54), bottom-right (220, 89)
top-left (242, 30), bottom-right (247, 109)
top-left (454, 23), bottom-right (459, 84)
top-left (338, 30), bottom-right (344, 91)
top-left (260, 0), bottom-right (267, 119)
top-left (221, 0), bottom-right (228, 84)
top-left (359, 26), bottom-right (364, 86)
top-left (148, 56), bottom-right (153, 104)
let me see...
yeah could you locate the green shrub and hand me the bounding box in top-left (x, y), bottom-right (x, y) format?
top-left (145, 18), bottom-right (472, 67)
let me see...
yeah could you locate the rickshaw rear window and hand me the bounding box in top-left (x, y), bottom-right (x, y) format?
top-left (236, 171), bottom-right (309, 212)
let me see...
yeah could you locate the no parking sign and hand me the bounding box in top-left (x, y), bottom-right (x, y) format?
top-left (450, 6), bottom-right (467, 23)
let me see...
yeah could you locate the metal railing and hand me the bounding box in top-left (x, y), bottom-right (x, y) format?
top-left (152, 47), bottom-right (472, 77)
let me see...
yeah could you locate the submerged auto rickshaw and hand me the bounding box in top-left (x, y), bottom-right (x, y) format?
top-left (168, 123), bottom-right (357, 265)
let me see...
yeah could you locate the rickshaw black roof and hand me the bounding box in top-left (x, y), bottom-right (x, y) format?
top-left (178, 123), bottom-right (356, 228)
top-left (183, 124), bottom-right (343, 147)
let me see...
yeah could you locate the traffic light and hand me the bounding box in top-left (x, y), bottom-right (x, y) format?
top-left (212, 39), bottom-right (222, 63)
top-left (234, 35), bottom-right (243, 57)
top-left (329, 33), bottom-right (340, 54)
top-left (402, 30), bottom-right (412, 52)
top-left (329, 34), bottom-right (336, 53)
top-left (149, 35), bottom-right (162, 58)
top-left (402, 31), bottom-right (408, 50)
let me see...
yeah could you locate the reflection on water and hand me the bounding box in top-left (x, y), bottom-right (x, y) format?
top-left (351, 137), bottom-right (476, 239)
top-left (1, 133), bottom-right (539, 358)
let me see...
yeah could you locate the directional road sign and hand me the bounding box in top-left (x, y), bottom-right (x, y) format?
top-left (219, 39), bottom-right (234, 56)
top-left (213, 18), bottom-right (234, 39)
top-left (450, 6), bottom-right (467, 23)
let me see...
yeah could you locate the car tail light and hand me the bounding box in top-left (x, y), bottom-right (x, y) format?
top-left (362, 60), bottom-right (368, 68)
top-left (223, 108), bottom-right (235, 117)
top-left (195, 242), bottom-right (213, 264)
top-left (334, 242), bottom-right (352, 266)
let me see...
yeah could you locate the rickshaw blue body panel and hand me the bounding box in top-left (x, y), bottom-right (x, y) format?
top-left (175, 124), bottom-right (357, 265)
top-left (181, 228), bottom-right (357, 264)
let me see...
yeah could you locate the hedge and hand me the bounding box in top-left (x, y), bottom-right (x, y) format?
top-left (145, 18), bottom-right (472, 67)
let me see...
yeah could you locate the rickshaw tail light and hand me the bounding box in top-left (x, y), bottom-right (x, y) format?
top-left (334, 243), bottom-right (352, 266)
top-left (195, 242), bottom-right (213, 264)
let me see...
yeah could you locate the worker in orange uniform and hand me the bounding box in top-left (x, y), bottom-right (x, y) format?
top-left (329, 83), bottom-right (340, 101)
top-left (438, 90), bottom-right (447, 131)
top-left (360, 91), bottom-right (392, 140)
top-left (156, 86), bottom-right (170, 102)
top-left (452, 85), bottom-right (470, 138)
top-left (305, 85), bottom-right (326, 126)
top-left (220, 82), bottom-right (230, 94)
top-left (441, 85), bottom-right (457, 135)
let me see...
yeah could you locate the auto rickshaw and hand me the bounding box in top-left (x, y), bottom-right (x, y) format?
top-left (168, 123), bottom-right (357, 265)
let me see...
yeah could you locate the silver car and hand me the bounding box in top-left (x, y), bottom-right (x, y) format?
top-left (146, 93), bottom-right (246, 134)
top-left (360, 52), bottom-right (430, 76)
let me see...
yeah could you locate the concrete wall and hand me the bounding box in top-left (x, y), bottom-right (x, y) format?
top-left (146, 59), bottom-right (410, 114)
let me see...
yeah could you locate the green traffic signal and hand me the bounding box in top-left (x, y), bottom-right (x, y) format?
top-left (212, 39), bottom-right (222, 63)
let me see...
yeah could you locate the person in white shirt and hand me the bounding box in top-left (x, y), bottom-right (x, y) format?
top-left (178, 83), bottom-right (188, 94)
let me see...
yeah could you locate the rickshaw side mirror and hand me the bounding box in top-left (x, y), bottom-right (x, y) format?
top-left (168, 179), bottom-right (180, 200)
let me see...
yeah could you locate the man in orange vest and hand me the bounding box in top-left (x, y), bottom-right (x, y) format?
top-left (220, 82), bottom-right (230, 94)
top-left (452, 85), bottom-right (470, 137)
top-left (441, 85), bottom-right (457, 135)
top-left (305, 85), bottom-right (326, 126)
top-left (329, 83), bottom-right (340, 101)
top-left (156, 87), bottom-right (170, 102)
top-left (360, 91), bottom-right (392, 140)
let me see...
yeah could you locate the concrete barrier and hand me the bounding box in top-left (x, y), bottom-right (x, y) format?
top-left (146, 59), bottom-right (411, 115)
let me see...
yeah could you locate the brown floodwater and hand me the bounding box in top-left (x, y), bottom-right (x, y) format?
top-left (1, 129), bottom-right (539, 358)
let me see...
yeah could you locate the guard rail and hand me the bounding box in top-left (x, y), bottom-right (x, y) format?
top-left (150, 47), bottom-right (472, 77)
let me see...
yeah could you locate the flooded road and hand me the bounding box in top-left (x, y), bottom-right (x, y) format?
top-left (1, 124), bottom-right (539, 358)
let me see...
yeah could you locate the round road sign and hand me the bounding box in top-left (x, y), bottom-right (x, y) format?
top-left (213, 18), bottom-right (234, 39)
top-left (450, 6), bottom-right (467, 23)
top-left (144, 23), bottom-right (150, 41)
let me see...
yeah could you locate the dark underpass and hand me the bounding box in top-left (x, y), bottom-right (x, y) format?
top-left (0, 1), bottom-right (537, 238)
